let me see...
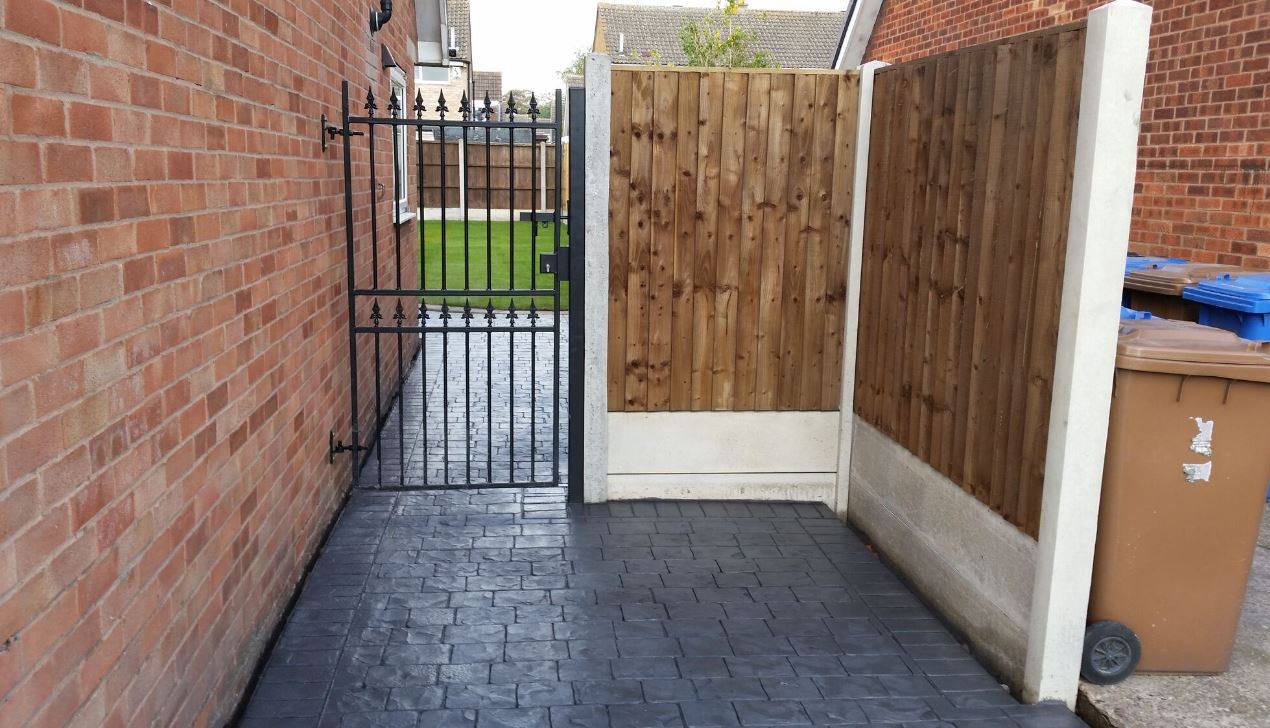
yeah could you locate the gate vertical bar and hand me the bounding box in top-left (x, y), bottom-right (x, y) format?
top-left (415, 91), bottom-right (428, 488)
top-left (529, 95), bottom-right (539, 482)
top-left (485, 94), bottom-right (494, 483)
top-left (552, 89), bottom-right (563, 488)
top-left (567, 86), bottom-right (586, 502)
top-left (391, 91), bottom-right (405, 486)
top-left (438, 93), bottom-right (451, 485)
top-left (507, 95), bottom-right (518, 483)
top-left (461, 94), bottom-right (472, 486)
top-left (341, 81), bottom-right (361, 487)
top-left (365, 89), bottom-right (382, 486)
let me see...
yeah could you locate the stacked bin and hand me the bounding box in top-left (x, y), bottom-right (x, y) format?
top-left (1122, 262), bottom-right (1246, 321)
top-left (1122, 256), bottom-right (1186, 306)
top-left (1183, 272), bottom-right (1270, 341)
top-left (1082, 317), bottom-right (1270, 683)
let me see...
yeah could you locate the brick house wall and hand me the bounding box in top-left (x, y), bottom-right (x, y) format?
top-left (0, 1), bottom-right (418, 726)
top-left (865, 0), bottom-right (1269, 269)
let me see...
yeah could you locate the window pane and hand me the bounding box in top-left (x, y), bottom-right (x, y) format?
top-left (415, 65), bottom-right (449, 84)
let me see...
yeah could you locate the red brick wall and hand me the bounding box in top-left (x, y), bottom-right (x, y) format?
top-left (865, 0), bottom-right (1269, 269)
top-left (0, 1), bottom-right (418, 726)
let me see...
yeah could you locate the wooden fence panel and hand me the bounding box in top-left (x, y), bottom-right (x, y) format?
top-left (853, 24), bottom-right (1087, 537)
top-left (609, 67), bottom-right (860, 413)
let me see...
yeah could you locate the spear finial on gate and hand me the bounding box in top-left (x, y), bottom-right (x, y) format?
top-left (507, 301), bottom-right (518, 322)
top-left (370, 300), bottom-right (382, 323)
top-left (439, 301), bottom-right (451, 321)
top-left (393, 300), bottom-right (405, 324)
top-left (364, 88), bottom-right (377, 115)
top-left (528, 92), bottom-right (539, 121)
top-left (459, 92), bottom-right (470, 121)
top-left (461, 302), bottom-right (473, 321)
top-left (388, 89), bottom-right (400, 118)
top-left (417, 301), bottom-right (428, 322)
top-left (528, 299), bottom-right (539, 320)
top-left (484, 301), bottom-right (495, 323)
top-left (482, 91), bottom-right (494, 121)
top-left (506, 92), bottom-right (517, 121)
top-left (435, 91), bottom-right (448, 119)
top-left (414, 89), bottom-right (425, 119)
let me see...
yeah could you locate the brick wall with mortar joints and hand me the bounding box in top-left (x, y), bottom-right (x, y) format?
top-left (864, 0), bottom-right (1268, 269)
top-left (0, 0), bottom-right (419, 726)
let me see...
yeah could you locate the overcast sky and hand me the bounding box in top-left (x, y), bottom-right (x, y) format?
top-left (470, 0), bottom-right (849, 93)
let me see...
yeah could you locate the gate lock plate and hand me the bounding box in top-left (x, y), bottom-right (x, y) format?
top-left (539, 249), bottom-right (569, 280)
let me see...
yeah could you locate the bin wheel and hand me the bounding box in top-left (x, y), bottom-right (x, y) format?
top-left (1081, 620), bottom-right (1141, 685)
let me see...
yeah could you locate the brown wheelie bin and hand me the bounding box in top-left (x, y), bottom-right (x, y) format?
top-left (1122, 262), bottom-right (1245, 321)
top-left (1082, 317), bottom-right (1270, 684)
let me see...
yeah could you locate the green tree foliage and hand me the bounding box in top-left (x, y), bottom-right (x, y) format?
top-left (560, 49), bottom-right (587, 83)
top-left (679, 0), bottom-right (773, 68)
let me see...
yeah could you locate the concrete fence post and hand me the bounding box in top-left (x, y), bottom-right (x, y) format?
top-left (1023, 0), bottom-right (1152, 706)
top-left (582, 54), bottom-right (612, 503)
top-left (834, 60), bottom-right (888, 519)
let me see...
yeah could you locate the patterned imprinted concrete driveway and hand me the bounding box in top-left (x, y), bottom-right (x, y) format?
top-left (238, 490), bottom-right (1084, 727)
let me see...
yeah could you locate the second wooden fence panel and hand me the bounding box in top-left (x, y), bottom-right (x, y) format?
top-left (608, 67), bottom-right (860, 413)
top-left (854, 24), bottom-right (1088, 536)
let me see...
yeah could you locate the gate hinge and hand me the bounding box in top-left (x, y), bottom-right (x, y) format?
top-left (539, 248), bottom-right (570, 280)
top-left (321, 114), bottom-right (365, 152)
top-left (329, 430), bottom-right (369, 463)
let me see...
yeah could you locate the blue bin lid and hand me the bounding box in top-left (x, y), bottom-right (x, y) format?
top-left (1125, 255), bottom-right (1186, 274)
top-left (1119, 306), bottom-right (1153, 320)
top-left (1182, 272), bottom-right (1270, 314)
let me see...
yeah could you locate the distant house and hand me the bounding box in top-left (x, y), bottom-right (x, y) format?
top-left (415, 0), bottom-right (474, 111)
top-left (471, 70), bottom-right (504, 120)
top-left (473, 71), bottom-right (503, 105)
top-left (592, 2), bottom-right (847, 68)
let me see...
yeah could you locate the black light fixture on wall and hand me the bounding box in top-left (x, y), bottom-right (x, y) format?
top-left (369, 0), bottom-right (393, 32)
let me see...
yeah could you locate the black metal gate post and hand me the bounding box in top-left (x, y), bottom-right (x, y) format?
top-left (332, 81), bottom-right (570, 491)
top-left (567, 86), bottom-right (586, 504)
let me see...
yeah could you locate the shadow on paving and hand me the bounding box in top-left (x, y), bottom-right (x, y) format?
top-left (239, 490), bottom-right (1085, 727)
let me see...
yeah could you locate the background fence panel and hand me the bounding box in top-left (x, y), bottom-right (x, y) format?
top-left (854, 24), bottom-right (1087, 536)
top-left (609, 67), bottom-right (860, 413)
top-left (420, 140), bottom-right (558, 210)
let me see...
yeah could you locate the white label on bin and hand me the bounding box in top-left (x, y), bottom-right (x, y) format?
top-left (1190, 417), bottom-right (1214, 456)
top-left (1182, 461), bottom-right (1212, 483)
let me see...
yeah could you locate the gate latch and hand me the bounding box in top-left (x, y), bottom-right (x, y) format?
top-left (321, 114), bottom-right (364, 152)
top-left (539, 248), bottom-right (570, 280)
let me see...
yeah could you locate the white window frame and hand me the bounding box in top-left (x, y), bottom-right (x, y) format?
top-left (415, 65), bottom-right (450, 85)
top-left (389, 67), bottom-right (415, 223)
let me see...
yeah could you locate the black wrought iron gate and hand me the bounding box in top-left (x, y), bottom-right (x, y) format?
top-left (329, 80), bottom-right (581, 499)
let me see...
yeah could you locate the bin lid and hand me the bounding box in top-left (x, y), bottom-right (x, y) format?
top-left (1124, 255), bottom-right (1186, 275)
top-left (1123, 262), bottom-right (1247, 295)
top-left (1181, 273), bottom-right (1270, 314)
top-left (1119, 306), bottom-right (1153, 320)
top-left (1116, 318), bottom-right (1270, 382)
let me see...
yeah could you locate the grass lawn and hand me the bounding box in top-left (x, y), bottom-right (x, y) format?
top-left (421, 220), bottom-right (569, 310)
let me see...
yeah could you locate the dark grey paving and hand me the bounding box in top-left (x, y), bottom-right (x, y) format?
top-left (239, 491), bottom-right (1085, 727)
